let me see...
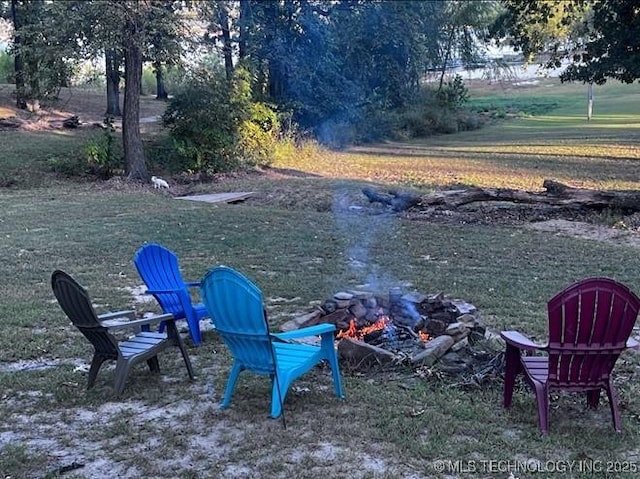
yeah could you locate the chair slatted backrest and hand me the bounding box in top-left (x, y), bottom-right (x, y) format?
top-left (51, 270), bottom-right (119, 357)
top-left (200, 266), bottom-right (276, 375)
top-left (547, 277), bottom-right (640, 388)
top-left (134, 243), bottom-right (189, 316)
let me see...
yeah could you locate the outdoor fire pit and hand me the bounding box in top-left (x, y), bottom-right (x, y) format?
top-left (280, 287), bottom-right (492, 370)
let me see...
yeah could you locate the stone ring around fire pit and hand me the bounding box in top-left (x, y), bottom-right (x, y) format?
top-left (280, 288), bottom-right (489, 369)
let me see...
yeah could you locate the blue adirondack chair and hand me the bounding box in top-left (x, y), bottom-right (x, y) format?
top-left (200, 265), bottom-right (345, 419)
top-left (134, 243), bottom-right (210, 346)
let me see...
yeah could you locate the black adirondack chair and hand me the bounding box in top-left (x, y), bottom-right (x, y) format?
top-left (51, 270), bottom-right (194, 395)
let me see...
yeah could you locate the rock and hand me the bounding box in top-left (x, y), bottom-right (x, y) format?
top-left (336, 299), bottom-right (351, 308)
top-left (451, 337), bottom-right (469, 352)
top-left (427, 293), bottom-right (444, 303)
top-left (322, 299), bottom-right (337, 313)
top-left (334, 292), bottom-right (353, 300)
top-left (349, 301), bottom-right (368, 319)
top-left (347, 290), bottom-right (374, 300)
top-left (402, 291), bottom-right (427, 304)
top-left (451, 300), bottom-right (477, 315)
top-left (445, 322), bottom-right (468, 336)
top-left (449, 329), bottom-right (470, 344)
top-left (363, 296), bottom-right (377, 309)
top-left (457, 313), bottom-right (476, 325)
top-left (425, 318), bottom-right (447, 336)
top-left (280, 310), bottom-right (323, 331)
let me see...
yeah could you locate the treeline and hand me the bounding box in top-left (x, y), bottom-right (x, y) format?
top-left (1, 1), bottom-right (501, 178)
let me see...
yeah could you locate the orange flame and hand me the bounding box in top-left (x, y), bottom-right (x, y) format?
top-left (337, 316), bottom-right (390, 341)
top-left (419, 330), bottom-right (431, 343)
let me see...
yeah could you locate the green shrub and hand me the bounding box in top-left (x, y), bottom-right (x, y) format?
top-left (163, 64), bottom-right (280, 174)
top-left (83, 118), bottom-right (123, 178)
top-left (436, 74), bottom-right (469, 110)
top-left (48, 118), bottom-right (123, 179)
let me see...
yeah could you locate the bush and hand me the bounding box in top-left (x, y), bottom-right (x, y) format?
top-left (48, 118), bottom-right (123, 179)
top-left (162, 65), bottom-right (280, 174)
top-left (436, 75), bottom-right (469, 110)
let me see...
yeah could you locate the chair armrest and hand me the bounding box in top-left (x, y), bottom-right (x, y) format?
top-left (273, 323), bottom-right (336, 340)
top-left (627, 336), bottom-right (640, 350)
top-left (500, 330), bottom-right (546, 351)
top-left (101, 313), bottom-right (174, 331)
top-left (97, 310), bottom-right (135, 321)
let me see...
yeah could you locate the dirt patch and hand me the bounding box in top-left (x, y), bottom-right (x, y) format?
top-left (0, 84), bottom-right (167, 131)
top-left (525, 219), bottom-right (640, 248)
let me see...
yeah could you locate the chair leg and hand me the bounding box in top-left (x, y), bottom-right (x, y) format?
top-left (177, 342), bottom-right (195, 380)
top-left (533, 382), bottom-right (549, 434)
top-left (185, 310), bottom-right (202, 346)
top-left (165, 318), bottom-right (195, 379)
top-left (87, 354), bottom-right (107, 389)
top-left (605, 382), bottom-right (622, 433)
top-left (221, 362), bottom-right (243, 409)
top-left (587, 389), bottom-right (601, 408)
top-left (270, 374), bottom-right (287, 419)
top-left (146, 356), bottom-right (160, 373)
top-left (503, 344), bottom-right (522, 408)
top-left (321, 334), bottom-right (345, 399)
top-left (114, 359), bottom-right (133, 396)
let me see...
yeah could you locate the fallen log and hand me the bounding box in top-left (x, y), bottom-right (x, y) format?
top-left (363, 180), bottom-right (640, 213)
top-left (362, 187), bottom-right (421, 211)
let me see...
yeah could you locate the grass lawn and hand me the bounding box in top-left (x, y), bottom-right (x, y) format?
top-left (1, 78), bottom-right (640, 478)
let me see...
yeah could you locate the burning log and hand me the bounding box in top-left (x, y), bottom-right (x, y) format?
top-left (410, 336), bottom-right (455, 366)
top-left (363, 180), bottom-right (640, 213)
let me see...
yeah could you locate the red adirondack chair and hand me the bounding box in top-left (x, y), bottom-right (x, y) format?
top-left (501, 277), bottom-right (640, 434)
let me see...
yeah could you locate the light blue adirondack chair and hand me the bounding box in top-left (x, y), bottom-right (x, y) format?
top-left (200, 265), bottom-right (345, 420)
top-left (134, 243), bottom-right (210, 346)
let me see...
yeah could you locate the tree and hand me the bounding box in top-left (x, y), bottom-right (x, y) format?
top-left (145, 0), bottom-right (186, 100)
top-left (491, 0), bottom-right (640, 84)
top-left (434, 1), bottom-right (501, 92)
top-left (60, 0), bottom-right (187, 179)
top-left (9, 0), bottom-right (26, 109)
top-left (8, 0), bottom-right (77, 109)
top-left (562, 0), bottom-right (640, 84)
top-left (62, 0), bottom-right (155, 179)
top-left (105, 47), bottom-right (123, 116)
top-left (202, 0), bottom-right (234, 81)
top-left (121, 1), bottom-right (147, 180)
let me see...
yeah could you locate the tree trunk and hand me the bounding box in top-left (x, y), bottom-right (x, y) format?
top-left (238, 0), bottom-right (250, 60)
top-left (218, 4), bottom-right (234, 81)
top-left (154, 60), bottom-right (168, 100)
top-left (123, 32), bottom-right (148, 181)
top-left (105, 48), bottom-right (122, 116)
top-left (11, 0), bottom-right (27, 110)
top-left (363, 180), bottom-right (640, 213)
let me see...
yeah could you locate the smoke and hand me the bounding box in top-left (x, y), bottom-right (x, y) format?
top-left (332, 186), bottom-right (406, 295)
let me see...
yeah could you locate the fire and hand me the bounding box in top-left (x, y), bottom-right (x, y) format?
top-left (419, 330), bottom-right (431, 343)
top-left (337, 316), bottom-right (390, 341)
